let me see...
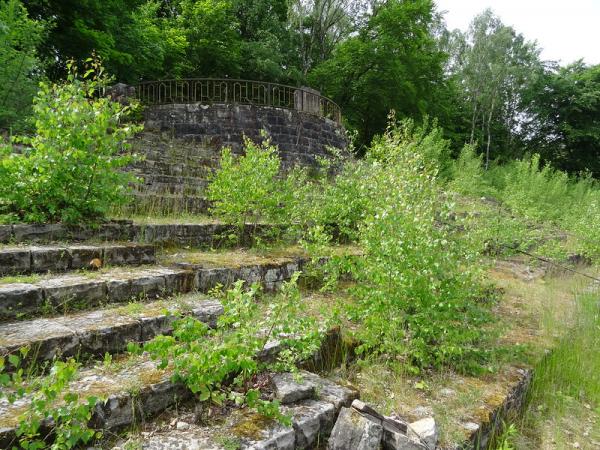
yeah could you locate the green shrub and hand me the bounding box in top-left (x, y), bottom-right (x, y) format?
top-left (501, 154), bottom-right (571, 222)
top-left (0, 59), bottom-right (141, 224)
top-left (448, 144), bottom-right (494, 197)
top-left (345, 121), bottom-right (492, 373)
top-left (207, 137), bottom-right (294, 230)
top-left (142, 275), bottom-right (322, 423)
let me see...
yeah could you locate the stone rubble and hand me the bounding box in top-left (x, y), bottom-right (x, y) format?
top-left (327, 399), bottom-right (438, 450)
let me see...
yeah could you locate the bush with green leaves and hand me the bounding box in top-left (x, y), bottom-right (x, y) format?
top-left (0, 58), bottom-right (141, 224)
top-left (0, 353), bottom-right (101, 449)
top-left (141, 274), bottom-right (322, 424)
top-left (207, 137), bottom-right (291, 227)
top-left (344, 122), bottom-right (492, 373)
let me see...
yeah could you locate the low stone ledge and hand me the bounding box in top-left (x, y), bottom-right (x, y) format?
top-left (0, 244), bottom-right (156, 275)
top-left (0, 258), bottom-right (307, 321)
top-left (0, 298), bottom-right (224, 367)
top-left (1, 222), bottom-right (278, 247)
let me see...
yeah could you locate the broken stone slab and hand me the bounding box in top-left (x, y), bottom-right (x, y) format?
top-left (297, 371), bottom-right (359, 411)
top-left (407, 418), bottom-right (438, 450)
top-left (352, 399), bottom-right (408, 435)
top-left (382, 429), bottom-right (427, 450)
top-left (334, 400), bottom-right (435, 450)
top-left (328, 406), bottom-right (383, 450)
top-left (272, 372), bottom-right (317, 405)
top-left (290, 399), bottom-right (336, 449)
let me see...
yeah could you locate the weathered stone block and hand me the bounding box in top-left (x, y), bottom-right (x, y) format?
top-left (76, 313), bottom-right (142, 355)
top-left (299, 371), bottom-right (359, 411)
top-left (328, 406), bottom-right (382, 450)
top-left (0, 318), bottom-right (78, 362)
top-left (41, 278), bottom-right (107, 309)
top-left (272, 372), bottom-right (317, 405)
top-left (12, 224), bottom-right (67, 242)
top-left (31, 247), bottom-right (71, 272)
top-left (0, 248), bottom-right (31, 275)
top-left (106, 278), bottom-right (134, 303)
top-left (0, 283), bottom-right (43, 320)
top-left (69, 246), bottom-right (103, 270)
top-left (0, 225), bottom-right (12, 243)
top-left (407, 418), bottom-right (438, 450)
top-left (291, 399), bottom-right (336, 449)
top-left (382, 430), bottom-right (426, 450)
top-left (127, 274), bottom-right (166, 299)
top-left (103, 244), bottom-right (156, 266)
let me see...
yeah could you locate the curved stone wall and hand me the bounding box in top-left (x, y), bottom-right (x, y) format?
top-left (144, 103), bottom-right (348, 167)
top-left (128, 103), bottom-right (348, 214)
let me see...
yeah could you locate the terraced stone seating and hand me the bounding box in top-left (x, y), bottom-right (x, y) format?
top-left (0, 219), bottom-right (368, 449)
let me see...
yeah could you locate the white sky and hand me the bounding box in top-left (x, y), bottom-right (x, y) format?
top-left (434, 0), bottom-right (600, 65)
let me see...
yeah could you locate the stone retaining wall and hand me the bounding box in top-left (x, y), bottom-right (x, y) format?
top-left (127, 103), bottom-right (348, 213)
top-left (144, 103), bottom-right (348, 169)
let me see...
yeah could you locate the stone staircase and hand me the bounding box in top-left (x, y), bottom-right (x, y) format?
top-left (0, 220), bottom-right (360, 449)
top-left (127, 132), bottom-right (218, 214)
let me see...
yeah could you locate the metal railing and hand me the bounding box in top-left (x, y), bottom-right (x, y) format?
top-left (135, 78), bottom-right (341, 124)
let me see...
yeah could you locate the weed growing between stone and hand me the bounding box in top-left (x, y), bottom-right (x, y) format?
top-left (139, 274), bottom-right (324, 425)
top-left (0, 352), bottom-right (101, 449)
top-left (0, 57), bottom-right (141, 224)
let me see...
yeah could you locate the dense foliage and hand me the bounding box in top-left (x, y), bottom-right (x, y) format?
top-left (207, 120), bottom-right (494, 374)
top-left (1, 0), bottom-right (599, 173)
top-left (0, 0), bottom-right (46, 132)
top-left (0, 60), bottom-right (141, 224)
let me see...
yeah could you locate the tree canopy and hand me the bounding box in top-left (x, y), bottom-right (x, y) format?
top-left (1, 0), bottom-right (599, 175)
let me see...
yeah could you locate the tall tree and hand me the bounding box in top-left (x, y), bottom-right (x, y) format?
top-left (290, 0), bottom-right (365, 76)
top-left (309, 0), bottom-right (445, 150)
top-left (0, 0), bottom-right (46, 132)
top-left (450, 9), bottom-right (541, 166)
top-left (521, 62), bottom-right (600, 176)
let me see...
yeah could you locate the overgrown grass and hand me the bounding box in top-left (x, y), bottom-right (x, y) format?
top-left (507, 290), bottom-right (600, 449)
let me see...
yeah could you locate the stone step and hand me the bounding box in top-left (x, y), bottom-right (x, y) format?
top-left (133, 181), bottom-right (205, 196)
top-left (129, 193), bottom-right (211, 214)
top-left (115, 371), bottom-right (358, 450)
top-left (0, 243), bottom-right (155, 276)
top-left (0, 221), bottom-right (271, 247)
top-left (0, 347), bottom-right (355, 450)
top-left (129, 160), bottom-right (213, 178)
top-left (0, 257), bottom-right (307, 321)
top-left (0, 295), bottom-right (223, 368)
